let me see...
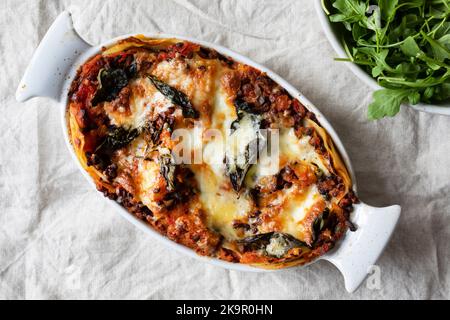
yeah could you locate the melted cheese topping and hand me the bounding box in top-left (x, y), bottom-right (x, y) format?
top-left (279, 128), bottom-right (330, 175)
top-left (191, 165), bottom-right (252, 240)
top-left (136, 158), bottom-right (162, 209)
top-left (193, 79), bottom-right (254, 240)
top-left (106, 77), bottom-right (175, 129)
top-left (279, 185), bottom-right (323, 240)
top-left (70, 40), bottom-right (352, 248)
top-left (106, 59), bottom-right (336, 243)
top-left (153, 58), bottom-right (217, 124)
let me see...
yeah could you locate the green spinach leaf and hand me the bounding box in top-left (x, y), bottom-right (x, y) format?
top-left (148, 75), bottom-right (199, 119)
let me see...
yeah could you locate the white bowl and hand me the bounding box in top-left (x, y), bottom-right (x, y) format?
top-left (314, 0), bottom-right (450, 116)
top-left (16, 11), bottom-right (401, 292)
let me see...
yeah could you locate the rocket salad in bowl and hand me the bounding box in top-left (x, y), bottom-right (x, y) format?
top-left (317, 0), bottom-right (450, 119)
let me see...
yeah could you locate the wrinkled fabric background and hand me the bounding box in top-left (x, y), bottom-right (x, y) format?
top-left (0, 0), bottom-right (449, 300)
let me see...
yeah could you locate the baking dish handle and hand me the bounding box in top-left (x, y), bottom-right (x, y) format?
top-left (321, 202), bottom-right (401, 292)
top-left (16, 11), bottom-right (92, 102)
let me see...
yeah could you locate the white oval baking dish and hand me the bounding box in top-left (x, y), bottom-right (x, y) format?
top-left (16, 11), bottom-right (401, 293)
top-left (314, 0), bottom-right (450, 116)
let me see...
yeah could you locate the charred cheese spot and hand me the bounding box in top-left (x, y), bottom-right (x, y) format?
top-left (279, 128), bottom-right (330, 175)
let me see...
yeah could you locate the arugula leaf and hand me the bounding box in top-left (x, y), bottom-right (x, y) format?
top-left (379, 0), bottom-right (398, 22)
top-left (368, 88), bottom-right (416, 119)
top-left (421, 31), bottom-right (450, 62)
top-left (400, 36), bottom-right (422, 57)
top-left (433, 22), bottom-right (450, 39)
top-left (437, 82), bottom-right (450, 100)
top-left (352, 23), bottom-right (368, 40)
top-left (364, 5), bottom-right (382, 33)
top-left (330, 0), bottom-right (367, 30)
top-left (438, 34), bottom-right (450, 51)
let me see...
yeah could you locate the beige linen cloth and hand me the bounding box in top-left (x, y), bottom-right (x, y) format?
top-left (0, 0), bottom-right (449, 299)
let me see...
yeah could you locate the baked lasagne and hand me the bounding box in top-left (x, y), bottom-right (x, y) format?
top-left (67, 36), bottom-right (358, 268)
